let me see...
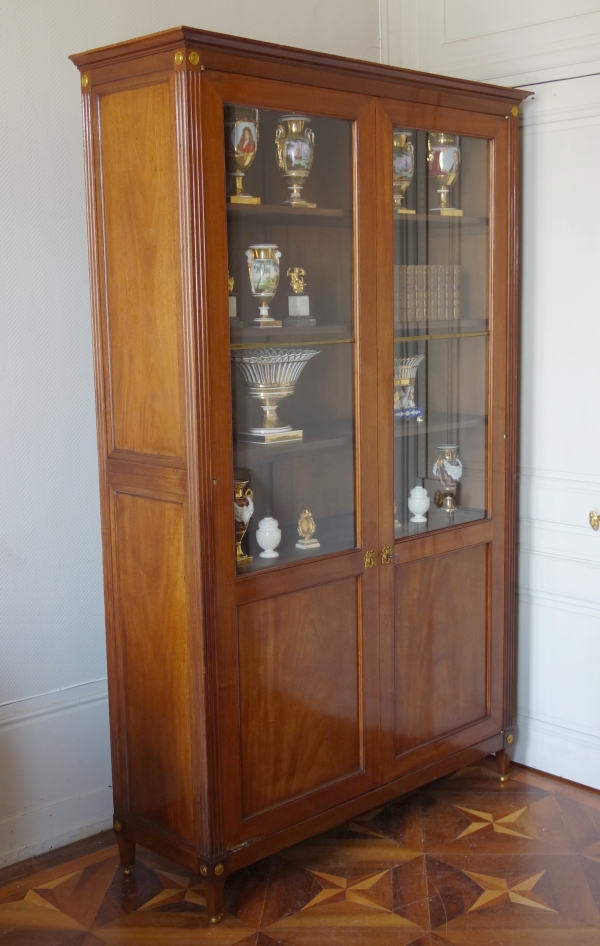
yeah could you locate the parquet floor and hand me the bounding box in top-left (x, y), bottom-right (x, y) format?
top-left (1, 759), bottom-right (600, 944)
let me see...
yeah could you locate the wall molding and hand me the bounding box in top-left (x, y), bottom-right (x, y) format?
top-left (378, 0), bottom-right (389, 64)
top-left (521, 102), bottom-right (600, 128)
top-left (522, 110), bottom-right (600, 135)
top-left (385, 1), bottom-right (600, 85)
top-left (0, 679), bottom-right (112, 867)
top-left (519, 544), bottom-right (600, 570)
top-left (442, 2), bottom-right (600, 45)
top-left (0, 679), bottom-right (108, 732)
top-left (519, 588), bottom-right (600, 620)
top-left (520, 517), bottom-right (597, 540)
top-left (515, 712), bottom-right (600, 790)
top-left (519, 468), bottom-right (600, 489)
top-left (0, 794), bottom-right (113, 868)
top-left (429, 36), bottom-right (600, 85)
top-left (518, 708), bottom-right (600, 743)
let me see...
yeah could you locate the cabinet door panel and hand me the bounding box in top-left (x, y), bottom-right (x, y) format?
top-left (203, 73), bottom-right (380, 848)
top-left (376, 101), bottom-right (511, 780)
top-left (238, 577), bottom-right (360, 818)
top-left (394, 545), bottom-right (488, 757)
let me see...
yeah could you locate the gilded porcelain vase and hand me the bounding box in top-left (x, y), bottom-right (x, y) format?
top-left (275, 115), bottom-right (316, 207)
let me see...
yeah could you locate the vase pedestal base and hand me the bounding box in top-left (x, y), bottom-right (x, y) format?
top-left (229, 194), bottom-right (261, 204)
top-left (254, 317), bottom-right (282, 328)
top-left (296, 537), bottom-right (320, 550)
top-left (430, 207), bottom-right (463, 216)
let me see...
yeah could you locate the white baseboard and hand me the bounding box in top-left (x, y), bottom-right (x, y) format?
top-left (0, 680), bottom-right (113, 867)
top-left (514, 712), bottom-right (600, 790)
top-left (0, 796), bottom-right (113, 867)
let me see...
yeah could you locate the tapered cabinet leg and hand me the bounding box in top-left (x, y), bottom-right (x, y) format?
top-left (116, 834), bottom-right (136, 875)
top-left (495, 748), bottom-right (511, 782)
top-left (203, 876), bottom-right (226, 924)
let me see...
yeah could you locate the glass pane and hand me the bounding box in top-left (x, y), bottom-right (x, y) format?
top-left (225, 105), bottom-right (356, 572)
top-left (392, 130), bottom-right (488, 537)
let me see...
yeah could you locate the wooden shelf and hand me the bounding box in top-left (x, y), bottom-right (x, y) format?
top-left (394, 318), bottom-right (486, 332)
top-left (238, 513), bottom-right (355, 576)
top-left (234, 431), bottom-right (352, 464)
top-left (393, 319), bottom-right (487, 340)
top-left (227, 203), bottom-right (348, 226)
top-left (231, 323), bottom-right (351, 346)
top-left (394, 213), bottom-right (487, 226)
top-left (395, 506), bottom-right (485, 539)
top-left (394, 415), bottom-right (486, 439)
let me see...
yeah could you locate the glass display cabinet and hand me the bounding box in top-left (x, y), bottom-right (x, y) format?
top-left (71, 28), bottom-right (527, 922)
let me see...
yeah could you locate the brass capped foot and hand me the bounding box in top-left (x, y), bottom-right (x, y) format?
top-left (122, 865), bottom-right (134, 876)
top-left (498, 773), bottom-right (510, 783)
top-left (209, 912), bottom-right (225, 924)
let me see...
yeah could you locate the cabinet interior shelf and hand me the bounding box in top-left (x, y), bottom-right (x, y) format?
top-left (394, 330), bottom-right (488, 343)
top-left (393, 318), bottom-right (487, 335)
top-left (227, 203), bottom-right (348, 226)
top-left (394, 415), bottom-right (485, 438)
top-left (234, 433), bottom-right (351, 463)
top-left (238, 513), bottom-right (355, 576)
top-left (395, 505), bottom-right (486, 538)
top-left (394, 214), bottom-right (487, 227)
top-left (231, 324), bottom-right (351, 347)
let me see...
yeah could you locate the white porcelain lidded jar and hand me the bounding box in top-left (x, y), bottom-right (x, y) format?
top-left (408, 483), bottom-right (430, 522)
top-left (256, 516), bottom-right (282, 558)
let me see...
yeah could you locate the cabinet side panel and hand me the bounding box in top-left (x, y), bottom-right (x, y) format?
top-left (99, 81), bottom-right (183, 459)
top-left (238, 578), bottom-right (361, 818)
top-left (394, 545), bottom-right (488, 756)
top-left (113, 491), bottom-right (194, 842)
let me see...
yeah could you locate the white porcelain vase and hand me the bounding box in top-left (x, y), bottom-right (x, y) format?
top-left (256, 516), bottom-right (281, 558)
top-left (407, 483), bottom-right (430, 522)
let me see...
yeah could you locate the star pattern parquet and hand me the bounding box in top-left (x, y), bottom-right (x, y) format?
top-left (2, 759), bottom-right (600, 945)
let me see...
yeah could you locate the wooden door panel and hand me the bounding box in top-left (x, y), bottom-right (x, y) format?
top-left (112, 491), bottom-right (194, 842)
top-left (394, 544), bottom-right (489, 758)
top-left (238, 577), bottom-right (361, 818)
top-left (99, 80), bottom-right (184, 461)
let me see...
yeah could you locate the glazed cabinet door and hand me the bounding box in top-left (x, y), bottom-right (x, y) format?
top-left (201, 73), bottom-right (380, 849)
top-left (376, 100), bottom-right (515, 780)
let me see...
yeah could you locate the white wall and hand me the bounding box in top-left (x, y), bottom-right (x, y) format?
top-left (384, 0), bottom-right (600, 83)
top-left (0, 0), bottom-right (380, 867)
top-left (384, 1), bottom-right (600, 788)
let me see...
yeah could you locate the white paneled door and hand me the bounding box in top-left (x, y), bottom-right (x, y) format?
top-left (384, 7), bottom-right (600, 788)
top-left (518, 76), bottom-right (600, 787)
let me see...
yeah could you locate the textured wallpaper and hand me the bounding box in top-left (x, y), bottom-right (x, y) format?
top-left (0, 0), bottom-right (380, 706)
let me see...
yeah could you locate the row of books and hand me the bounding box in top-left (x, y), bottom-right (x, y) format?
top-left (394, 264), bottom-right (462, 322)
